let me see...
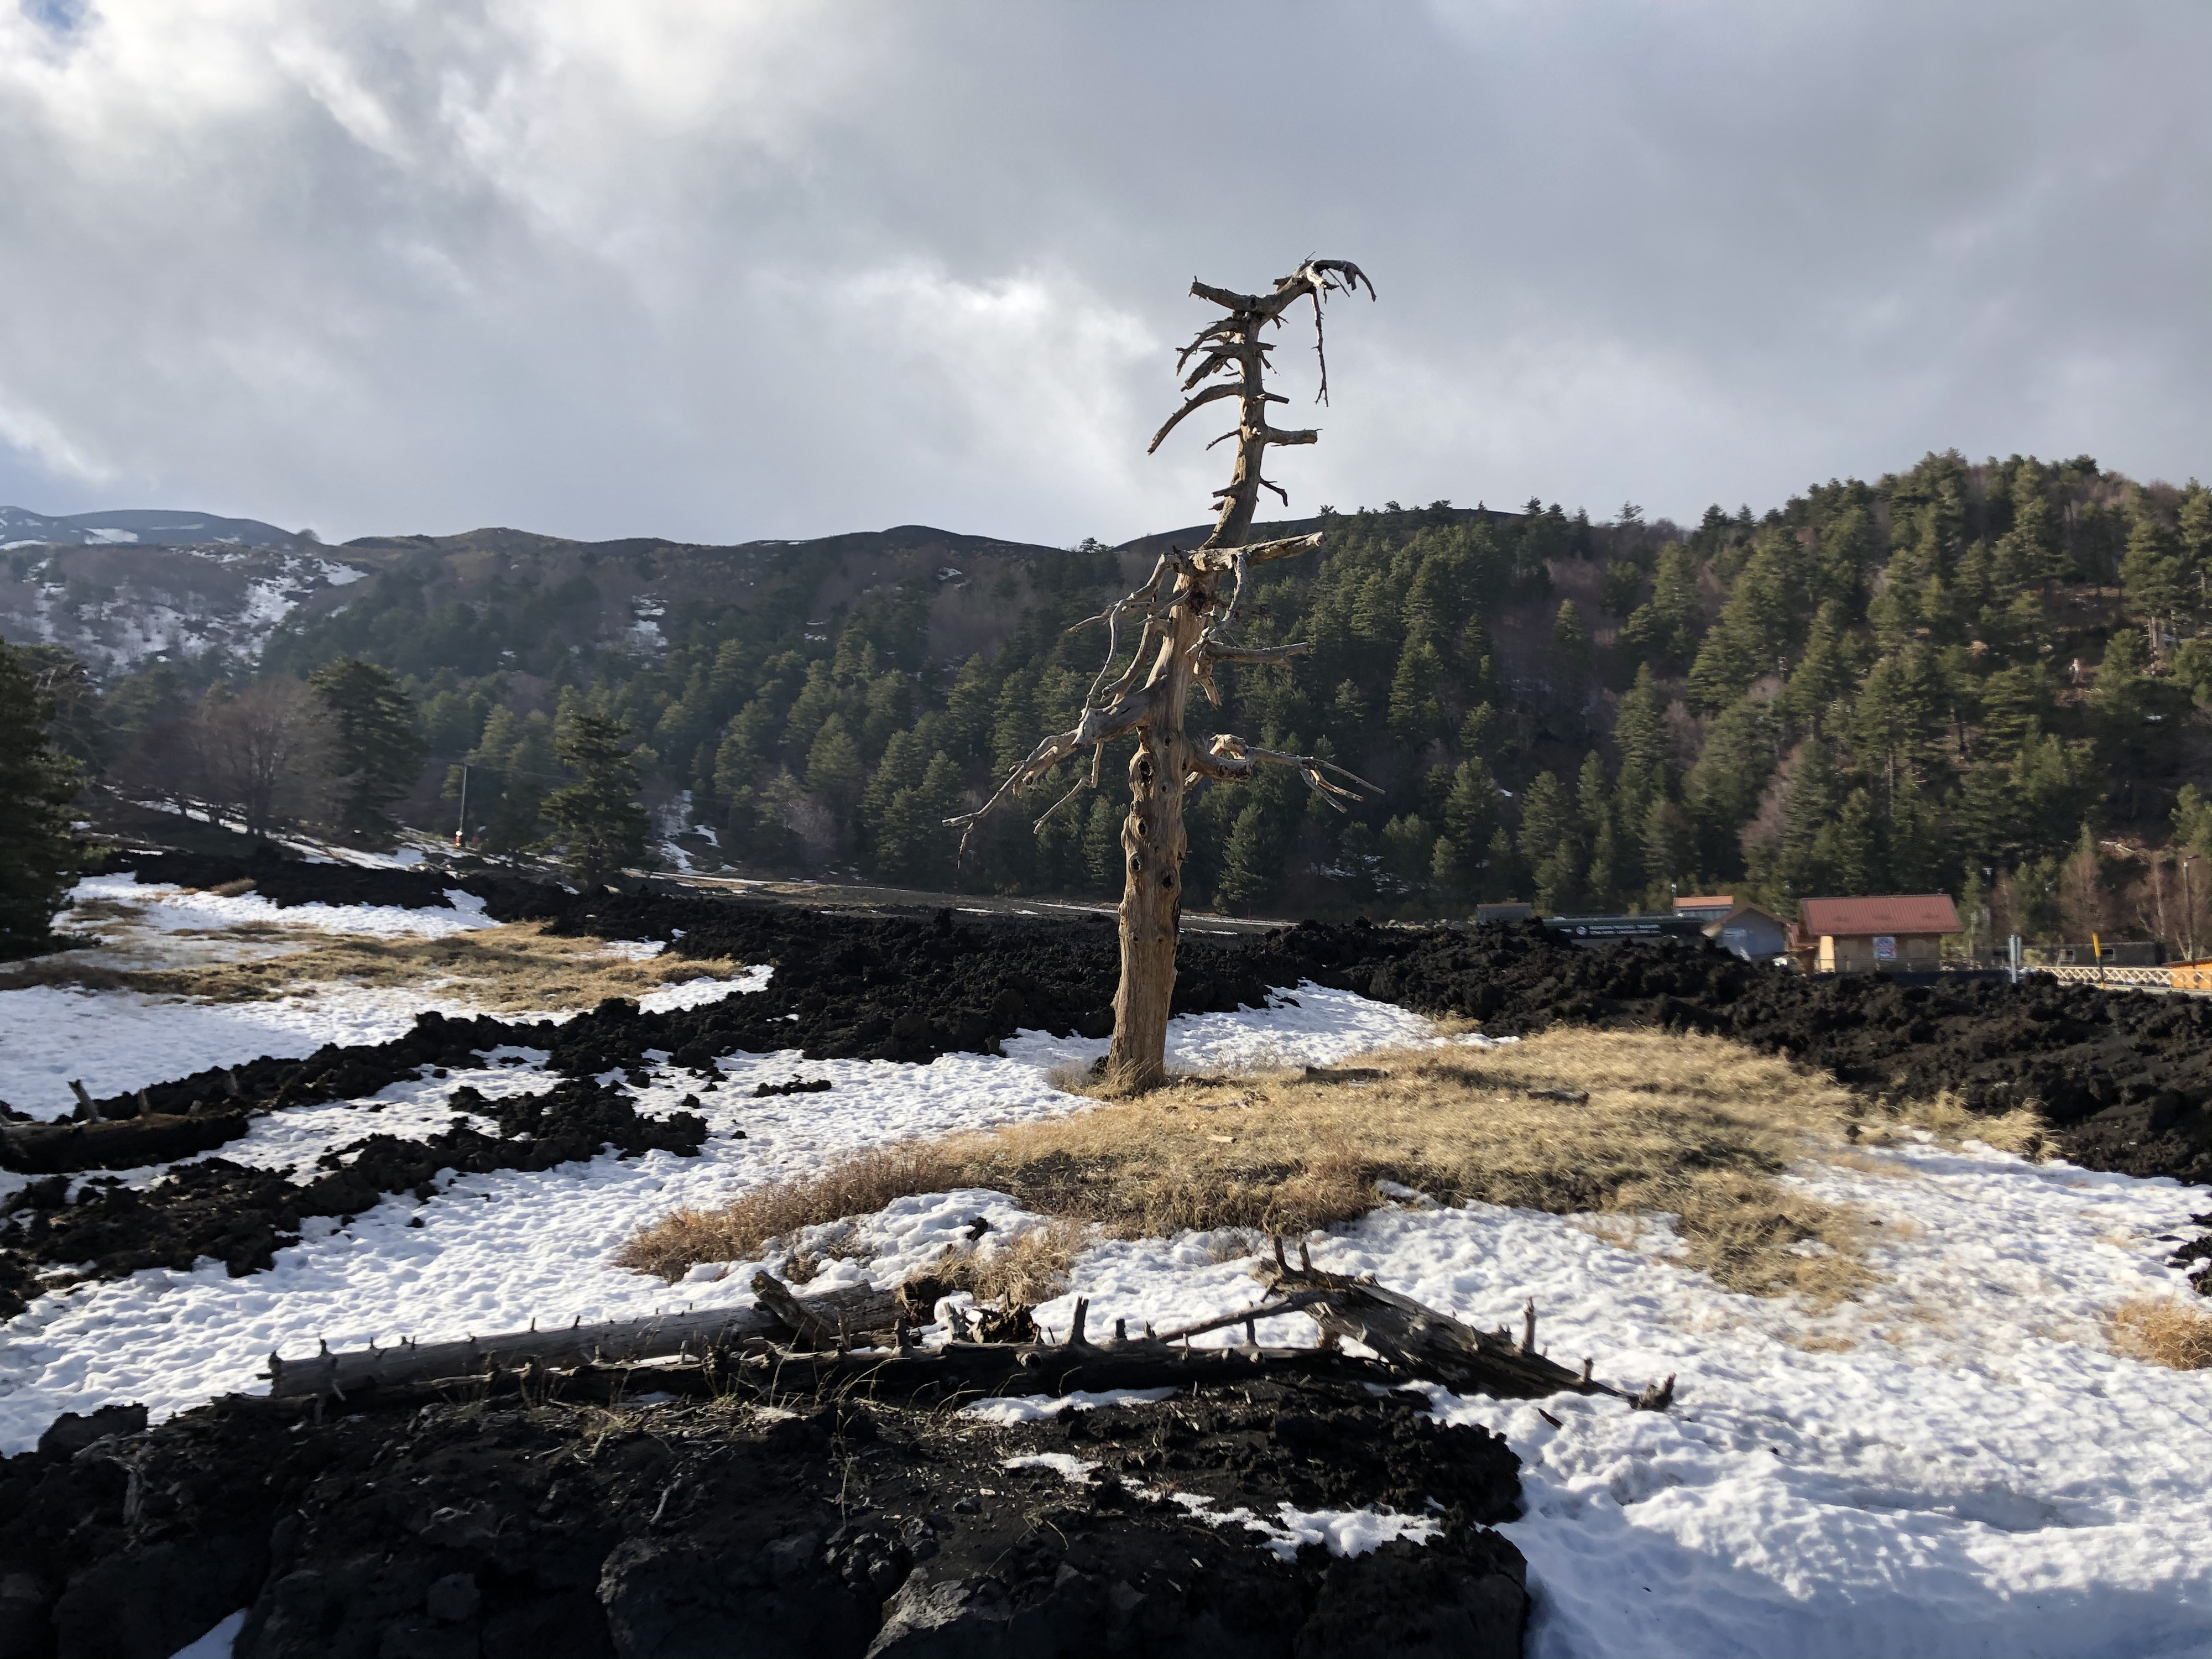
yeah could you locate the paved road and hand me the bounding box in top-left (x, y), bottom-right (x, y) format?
top-left (636, 869), bottom-right (1288, 938)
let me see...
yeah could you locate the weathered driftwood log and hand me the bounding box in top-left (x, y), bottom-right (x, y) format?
top-left (1256, 1238), bottom-right (1630, 1401)
top-left (233, 1339), bottom-right (1411, 1418)
top-left (268, 1255), bottom-right (1674, 1413)
top-left (0, 1110), bottom-right (249, 1175)
top-left (264, 1279), bottom-right (899, 1400)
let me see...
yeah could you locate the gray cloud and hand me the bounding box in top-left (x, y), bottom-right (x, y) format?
top-left (1, 0), bottom-right (2205, 544)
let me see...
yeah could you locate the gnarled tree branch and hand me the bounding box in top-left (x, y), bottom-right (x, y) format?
top-left (1196, 734), bottom-right (1380, 811)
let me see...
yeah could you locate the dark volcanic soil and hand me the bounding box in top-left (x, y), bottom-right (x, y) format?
top-left (0, 1077), bottom-right (703, 1319)
top-left (95, 851), bottom-right (2212, 1183)
top-left (0, 1374), bottom-right (1526, 1659)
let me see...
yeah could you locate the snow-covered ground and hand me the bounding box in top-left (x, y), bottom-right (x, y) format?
top-left (0, 985), bottom-right (1435, 1449)
top-left (3, 885), bottom-right (2209, 1657)
top-left (0, 875), bottom-right (763, 1118)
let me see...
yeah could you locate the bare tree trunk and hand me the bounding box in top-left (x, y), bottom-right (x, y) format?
top-left (953, 260), bottom-right (1378, 1092)
top-left (1109, 580), bottom-right (1203, 1089)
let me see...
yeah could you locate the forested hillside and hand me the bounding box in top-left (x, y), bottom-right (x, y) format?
top-left (62, 452), bottom-right (2212, 947)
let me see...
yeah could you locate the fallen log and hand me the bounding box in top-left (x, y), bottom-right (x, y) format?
top-left (1256, 1238), bottom-right (1627, 1401)
top-left (0, 1110), bottom-right (249, 1175)
top-left (242, 1335), bottom-right (1415, 1418)
top-left (269, 1257), bottom-right (1670, 1411)
top-left (265, 1279), bottom-right (898, 1399)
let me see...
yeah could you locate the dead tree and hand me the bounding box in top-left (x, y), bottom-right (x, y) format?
top-left (949, 260), bottom-right (1379, 1091)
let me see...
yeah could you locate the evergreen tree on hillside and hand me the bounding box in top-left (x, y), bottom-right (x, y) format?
top-left (307, 656), bottom-right (426, 833)
top-left (2178, 481), bottom-right (2212, 597)
top-left (210, 448), bottom-right (2212, 929)
top-left (2120, 504), bottom-right (2184, 658)
top-left (1620, 544), bottom-right (1702, 670)
top-left (543, 710), bottom-right (649, 890)
top-left (1780, 738), bottom-right (1843, 899)
top-left (0, 645), bottom-right (85, 956)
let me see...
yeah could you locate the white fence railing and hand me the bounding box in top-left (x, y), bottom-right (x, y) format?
top-left (2036, 963), bottom-right (2179, 989)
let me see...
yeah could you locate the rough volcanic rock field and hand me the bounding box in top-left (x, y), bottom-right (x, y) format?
top-left (0, 1374), bottom-right (1526, 1659)
top-left (91, 858), bottom-right (2212, 1186)
top-left (81, 849), bottom-right (2212, 1190)
top-left (1292, 922), bottom-right (2212, 1185)
top-left (13, 852), bottom-right (2211, 1330)
top-left (7, 854), bottom-right (2212, 1659)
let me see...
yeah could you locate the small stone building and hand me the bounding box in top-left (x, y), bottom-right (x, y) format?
top-left (1793, 895), bottom-right (1961, 974)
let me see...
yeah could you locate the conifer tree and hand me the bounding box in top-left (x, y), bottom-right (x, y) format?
top-left (1517, 770), bottom-right (1580, 913)
top-left (1550, 601), bottom-right (1592, 684)
top-left (1215, 802), bottom-right (1280, 913)
top-left (2121, 507), bottom-right (2184, 659)
top-left (2178, 481), bottom-right (2212, 602)
top-left (1620, 544), bottom-right (1702, 669)
top-left (1780, 737), bottom-right (1843, 899)
top-left (544, 709), bottom-right (649, 890)
top-left (306, 656), bottom-right (425, 833)
top-left (0, 645), bottom-right (84, 956)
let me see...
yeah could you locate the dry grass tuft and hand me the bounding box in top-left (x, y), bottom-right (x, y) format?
top-left (1871, 1092), bottom-right (2048, 1158)
top-left (0, 921), bottom-right (747, 1013)
top-left (2108, 1296), bottom-right (2212, 1370)
top-left (0, 956), bottom-right (131, 991)
top-left (624, 1027), bottom-right (1884, 1301)
top-left (933, 1219), bottom-right (1088, 1307)
top-left (612, 1145), bottom-right (969, 1280)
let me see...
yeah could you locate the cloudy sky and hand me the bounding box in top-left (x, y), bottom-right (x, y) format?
top-left (1, 1), bottom-right (2206, 546)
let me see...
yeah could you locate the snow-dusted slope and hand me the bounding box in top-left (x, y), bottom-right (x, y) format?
top-left (0, 505), bottom-right (300, 549)
top-left (0, 540), bottom-right (367, 669)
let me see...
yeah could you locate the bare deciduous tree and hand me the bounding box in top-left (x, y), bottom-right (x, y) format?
top-left (196, 679), bottom-right (329, 837)
top-left (951, 260), bottom-right (1378, 1090)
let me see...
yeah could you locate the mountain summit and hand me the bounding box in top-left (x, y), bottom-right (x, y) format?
top-left (0, 505), bottom-right (305, 550)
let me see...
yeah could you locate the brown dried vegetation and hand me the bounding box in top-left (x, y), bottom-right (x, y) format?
top-left (0, 920), bottom-right (744, 1013)
top-left (2107, 1297), bottom-right (2212, 1370)
top-left (623, 1027), bottom-right (1892, 1302)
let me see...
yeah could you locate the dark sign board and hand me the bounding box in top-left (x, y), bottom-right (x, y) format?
top-left (1543, 914), bottom-right (1710, 942)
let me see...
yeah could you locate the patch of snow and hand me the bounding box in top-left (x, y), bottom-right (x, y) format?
top-left (1001, 1451), bottom-right (1100, 1483)
top-left (70, 874), bottom-right (494, 940)
top-left (637, 964), bottom-right (774, 1014)
top-left (1169, 1492), bottom-right (1442, 1562)
top-left (1001, 981), bottom-right (1438, 1074)
top-left (964, 1389), bottom-right (1178, 1426)
top-left (0, 878), bottom-right (775, 1118)
top-left (0, 983), bottom-right (484, 1120)
top-left (1021, 1151), bottom-right (2212, 1659)
top-left (165, 1610), bottom-right (245, 1659)
top-left (0, 989), bottom-right (1432, 1444)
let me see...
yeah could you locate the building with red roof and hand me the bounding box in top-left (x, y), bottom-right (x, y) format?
top-left (1792, 895), bottom-right (1961, 974)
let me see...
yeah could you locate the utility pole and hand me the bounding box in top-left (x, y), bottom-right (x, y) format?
top-left (453, 763), bottom-right (469, 852)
